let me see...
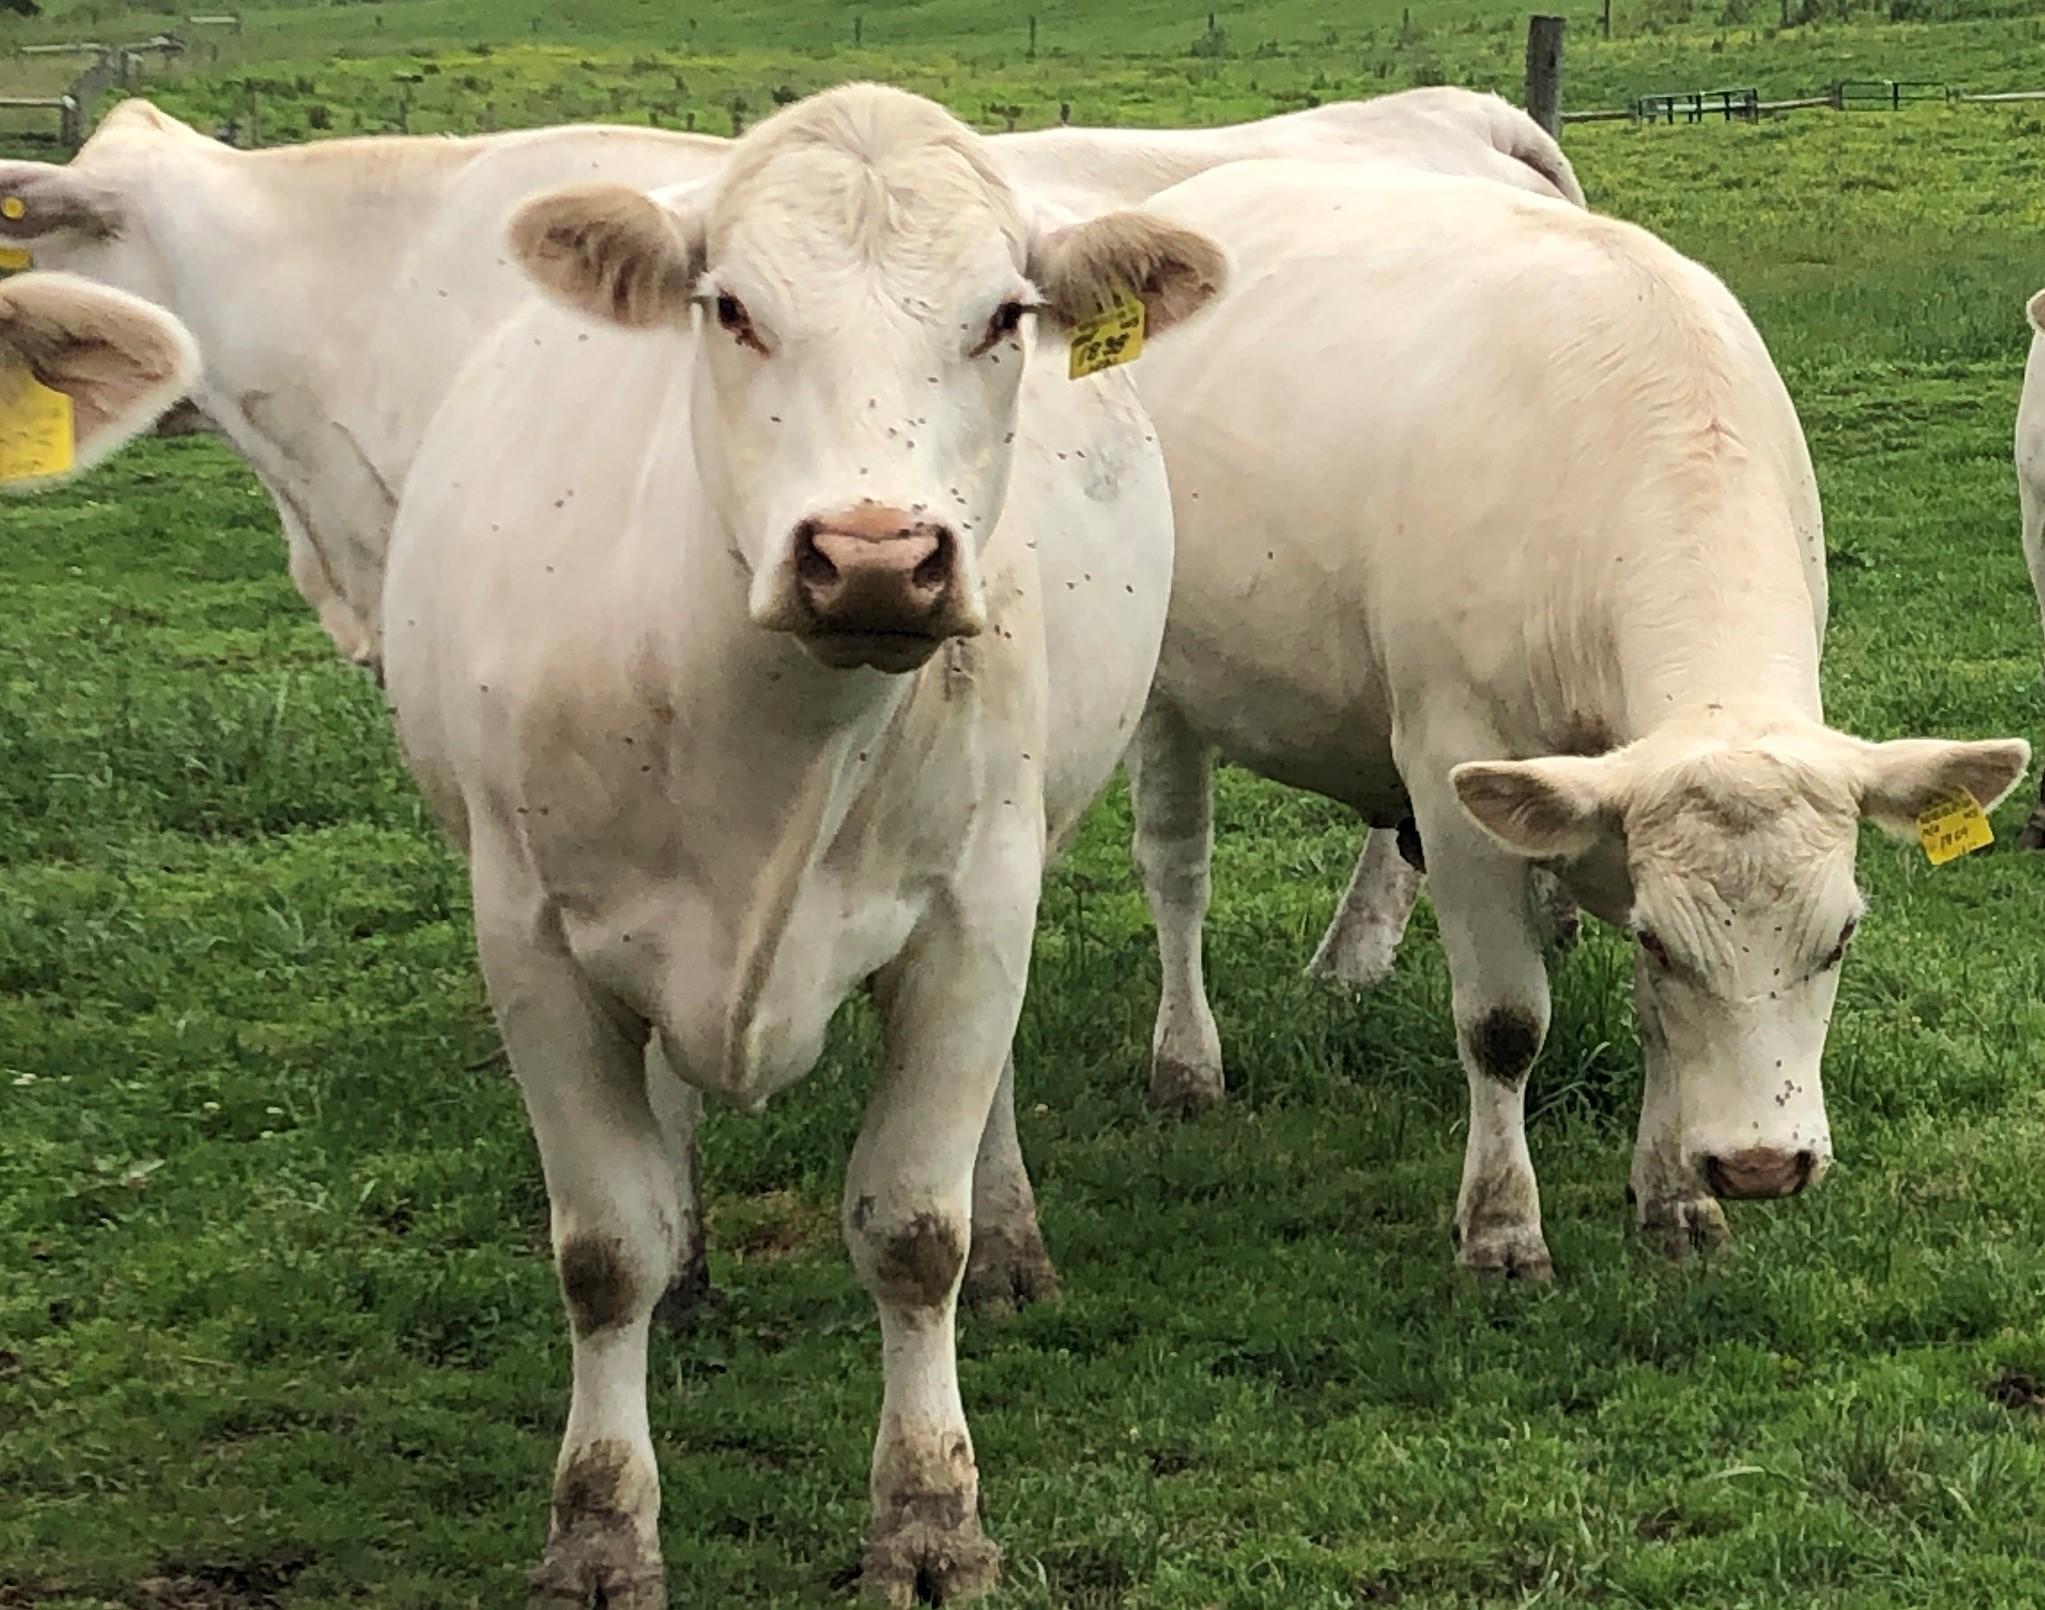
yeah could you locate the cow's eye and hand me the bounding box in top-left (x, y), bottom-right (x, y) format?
top-left (713, 292), bottom-right (766, 355)
top-left (1637, 928), bottom-right (1671, 970)
top-left (971, 299), bottom-right (1030, 356)
top-left (1819, 916), bottom-right (1858, 972)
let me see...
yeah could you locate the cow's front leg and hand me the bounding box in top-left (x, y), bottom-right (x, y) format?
top-left (645, 1040), bottom-right (713, 1332)
top-left (1409, 768), bottom-right (1554, 1281)
top-left (476, 882), bottom-right (674, 1609)
top-left (1126, 701), bottom-right (1225, 1114)
top-left (961, 1053), bottom-right (1060, 1319)
top-left (851, 889), bottom-right (1031, 1606)
top-left (1305, 825), bottom-right (1423, 987)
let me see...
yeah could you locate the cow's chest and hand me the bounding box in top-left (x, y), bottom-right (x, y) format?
top-left (495, 646), bottom-right (1000, 1107)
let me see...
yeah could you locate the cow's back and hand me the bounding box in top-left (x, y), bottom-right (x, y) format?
top-left (1130, 161), bottom-right (1821, 788)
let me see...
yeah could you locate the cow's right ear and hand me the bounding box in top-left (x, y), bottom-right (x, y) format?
top-left (508, 183), bottom-right (706, 331)
top-left (0, 162), bottom-right (122, 250)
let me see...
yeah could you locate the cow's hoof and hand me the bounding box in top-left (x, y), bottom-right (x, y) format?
top-left (961, 1226), bottom-right (1061, 1322)
top-left (526, 1538), bottom-right (665, 1610)
top-left (1305, 930), bottom-right (1399, 989)
top-left (1454, 1223), bottom-right (1554, 1283)
top-left (1637, 1193), bottom-right (1732, 1261)
top-left (860, 1509), bottom-right (1000, 1607)
top-left (1147, 1056), bottom-right (1224, 1117)
top-left (651, 1246), bottom-right (715, 1336)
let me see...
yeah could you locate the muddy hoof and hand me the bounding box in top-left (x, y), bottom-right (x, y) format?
top-left (1304, 934), bottom-right (1398, 990)
top-left (527, 1537), bottom-right (666, 1610)
top-left (651, 1248), bottom-right (716, 1336)
top-left (1637, 1193), bottom-right (1732, 1261)
top-left (860, 1510), bottom-right (1000, 1607)
top-left (1147, 1056), bottom-right (1224, 1117)
top-left (1454, 1223), bottom-right (1554, 1283)
top-left (961, 1229), bottom-right (1061, 1321)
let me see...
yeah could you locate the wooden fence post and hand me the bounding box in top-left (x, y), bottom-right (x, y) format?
top-left (1601, 0), bottom-right (1611, 37)
top-left (1524, 15), bottom-right (1565, 137)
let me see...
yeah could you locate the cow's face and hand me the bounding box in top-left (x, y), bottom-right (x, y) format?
top-left (1455, 726), bottom-right (2028, 1219)
top-left (510, 85), bottom-right (1225, 673)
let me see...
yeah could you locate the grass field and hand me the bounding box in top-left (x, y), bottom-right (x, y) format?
top-left (8, 2), bottom-right (2045, 1607)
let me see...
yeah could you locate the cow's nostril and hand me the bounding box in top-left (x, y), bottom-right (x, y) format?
top-left (912, 532), bottom-right (952, 592)
top-left (794, 522), bottom-right (837, 587)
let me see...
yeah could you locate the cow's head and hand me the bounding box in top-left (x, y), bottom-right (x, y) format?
top-left (0, 101), bottom-right (204, 307)
top-left (509, 83), bottom-right (1225, 673)
top-left (0, 272), bottom-right (199, 490)
top-left (1454, 723), bottom-right (2028, 1219)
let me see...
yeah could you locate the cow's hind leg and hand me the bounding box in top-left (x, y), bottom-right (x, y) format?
top-left (645, 1041), bottom-right (713, 1333)
top-left (476, 880), bottom-right (673, 1609)
top-left (1408, 759), bottom-right (1554, 1281)
top-left (850, 894), bottom-right (1029, 1606)
top-left (1305, 825), bottom-right (1422, 988)
top-left (1126, 702), bottom-right (1225, 1114)
top-left (962, 1053), bottom-right (1060, 1319)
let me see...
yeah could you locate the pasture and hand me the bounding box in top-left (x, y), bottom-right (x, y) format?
top-left (6, 3), bottom-right (2045, 1606)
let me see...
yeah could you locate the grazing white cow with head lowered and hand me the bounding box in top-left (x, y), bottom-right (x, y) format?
top-left (1027, 160), bottom-right (2024, 1276)
top-left (382, 84), bottom-right (1223, 1603)
top-left (0, 272), bottom-right (198, 491)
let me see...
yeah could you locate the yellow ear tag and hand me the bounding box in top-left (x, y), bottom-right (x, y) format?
top-left (1067, 286), bottom-right (1145, 381)
top-left (0, 197), bottom-right (25, 221)
top-left (0, 357), bottom-right (75, 485)
top-left (1916, 788), bottom-right (1993, 866)
top-left (0, 249), bottom-right (30, 273)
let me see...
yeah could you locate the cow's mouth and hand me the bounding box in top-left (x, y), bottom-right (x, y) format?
top-left (798, 629), bottom-right (944, 673)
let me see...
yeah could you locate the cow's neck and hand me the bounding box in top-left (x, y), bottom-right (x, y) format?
top-left (1604, 504), bottom-right (1823, 744)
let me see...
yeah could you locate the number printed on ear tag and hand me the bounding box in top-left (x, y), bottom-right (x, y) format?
top-left (1916, 789), bottom-right (1993, 866)
top-left (0, 357), bottom-right (75, 485)
top-left (1067, 286), bottom-right (1145, 380)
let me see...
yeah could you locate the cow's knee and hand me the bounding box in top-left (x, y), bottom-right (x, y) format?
top-left (849, 1196), bottom-right (968, 1314)
top-left (1462, 1003), bottom-right (1544, 1088)
top-left (557, 1229), bottom-right (662, 1338)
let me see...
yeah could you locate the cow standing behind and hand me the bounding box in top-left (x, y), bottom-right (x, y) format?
top-left (972, 161), bottom-right (2025, 1281)
top-left (382, 85), bottom-right (1224, 1603)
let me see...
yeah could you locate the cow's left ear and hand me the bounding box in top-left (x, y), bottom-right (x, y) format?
top-left (1027, 210), bottom-right (1228, 339)
top-left (0, 272), bottom-right (199, 490)
top-left (1852, 736), bottom-right (2031, 839)
top-left (509, 182), bottom-right (707, 330)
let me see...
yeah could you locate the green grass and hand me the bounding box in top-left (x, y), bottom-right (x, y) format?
top-left (9, 7), bottom-right (2045, 1608)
